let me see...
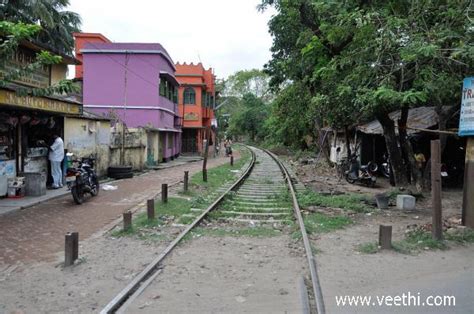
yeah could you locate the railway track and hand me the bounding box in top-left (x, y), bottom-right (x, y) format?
top-left (101, 146), bottom-right (325, 313)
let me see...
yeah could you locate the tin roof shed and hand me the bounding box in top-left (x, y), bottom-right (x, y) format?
top-left (357, 106), bottom-right (440, 135)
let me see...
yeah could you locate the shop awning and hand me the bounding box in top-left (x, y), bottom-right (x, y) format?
top-left (0, 88), bottom-right (83, 116)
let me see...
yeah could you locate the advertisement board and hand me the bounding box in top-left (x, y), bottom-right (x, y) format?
top-left (459, 77), bottom-right (474, 136)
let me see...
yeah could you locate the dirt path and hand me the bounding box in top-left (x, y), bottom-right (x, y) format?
top-left (316, 220), bottom-right (474, 313)
top-left (125, 236), bottom-right (306, 314)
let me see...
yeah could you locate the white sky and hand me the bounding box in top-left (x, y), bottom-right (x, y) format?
top-left (67, 0), bottom-right (275, 79)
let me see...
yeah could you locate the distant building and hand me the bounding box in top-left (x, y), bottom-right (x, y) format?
top-left (175, 62), bottom-right (216, 154)
top-left (77, 35), bottom-right (181, 163)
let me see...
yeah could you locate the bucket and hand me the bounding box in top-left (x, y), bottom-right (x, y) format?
top-left (375, 193), bottom-right (389, 209)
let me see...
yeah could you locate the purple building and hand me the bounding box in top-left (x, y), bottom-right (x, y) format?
top-left (81, 41), bottom-right (181, 163)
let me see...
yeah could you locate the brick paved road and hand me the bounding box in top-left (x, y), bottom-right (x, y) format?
top-left (0, 154), bottom-right (238, 266)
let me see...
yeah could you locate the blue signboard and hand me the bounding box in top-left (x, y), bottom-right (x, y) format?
top-left (459, 77), bottom-right (474, 137)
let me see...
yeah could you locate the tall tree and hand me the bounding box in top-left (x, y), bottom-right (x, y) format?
top-left (0, 0), bottom-right (81, 55)
top-left (260, 0), bottom-right (472, 187)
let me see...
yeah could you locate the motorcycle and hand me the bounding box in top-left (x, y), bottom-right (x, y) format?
top-left (65, 156), bottom-right (99, 204)
top-left (345, 154), bottom-right (378, 187)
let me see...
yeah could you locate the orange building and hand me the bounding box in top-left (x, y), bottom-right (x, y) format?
top-left (176, 62), bottom-right (216, 154)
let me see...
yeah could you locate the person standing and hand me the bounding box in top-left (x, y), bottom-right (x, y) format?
top-left (49, 134), bottom-right (64, 189)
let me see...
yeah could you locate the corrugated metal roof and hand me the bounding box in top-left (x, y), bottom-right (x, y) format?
top-left (357, 106), bottom-right (439, 135)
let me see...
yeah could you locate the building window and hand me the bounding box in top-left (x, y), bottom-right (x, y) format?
top-left (168, 133), bottom-right (173, 149)
top-left (159, 78), bottom-right (166, 96)
top-left (184, 87), bottom-right (195, 105)
top-left (173, 88), bottom-right (178, 104)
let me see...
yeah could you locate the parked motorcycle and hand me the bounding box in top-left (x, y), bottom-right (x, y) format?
top-left (65, 156), bottom-right (99, 204)
top-left (345, 154), bottom-right (378, 187)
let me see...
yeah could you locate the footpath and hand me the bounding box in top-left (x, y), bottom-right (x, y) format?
top-left (0, 154), bottom-right (235, 266)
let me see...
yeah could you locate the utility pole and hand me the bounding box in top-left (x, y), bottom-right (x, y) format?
top-left (120, 52), bottom-right (129, 165)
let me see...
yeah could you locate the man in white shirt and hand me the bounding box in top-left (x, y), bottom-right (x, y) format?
top-left (49, 134), bottom-right (64, 189)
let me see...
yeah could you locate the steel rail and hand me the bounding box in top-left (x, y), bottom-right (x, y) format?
top-left (264, 149), bottom-right (326, 314)
top-left (100, 146), bottom-right (256, 314)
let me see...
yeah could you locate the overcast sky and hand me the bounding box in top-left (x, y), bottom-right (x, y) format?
top-left (68, 0), bottom-right (275, 79)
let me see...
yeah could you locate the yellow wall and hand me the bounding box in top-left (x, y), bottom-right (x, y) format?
top-left (51, 64), bottom-right (69, 85)
top-left (64, 117), bottom-right (111, 176)
top-left (109, 127), bottom-right (147, 171)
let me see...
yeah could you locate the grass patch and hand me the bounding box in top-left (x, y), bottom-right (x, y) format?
top-left (357, 242), bottom-right (379, 254)
top-left (298, 189), bottom-right (372, 213)
top-left (111, 147), bottom-right (253, 240)
top-left (445, 228), bottom-right (474, 243)
top-left (392, 229), bottom-right (447, 254)
top-left (190, 145), bottom-right (250, 191)
top-left (304, 212), bottom-right (353, 234)
top-left (358, 228), bottom-right (474, 255)
top-left (292, 212), bottom-right (352, 239)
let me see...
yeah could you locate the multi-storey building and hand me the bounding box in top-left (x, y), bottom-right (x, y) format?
top-left (76, 34), bottom-right (181, 163)
top-left (175, 62), bottom-right (216, 154)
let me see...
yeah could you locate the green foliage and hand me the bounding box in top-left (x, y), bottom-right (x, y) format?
top-left (227, 93), bottom-right (270, 141)
top-left (190, 146), bottom-right (250, 189)
top-left (303, 212), bottom-right (352, 234)
top-left (0, 21), bottom-right (41, 57)
top-left (265, 82), bottom-right (314, 149)
top-left (357, 242), bottom-right (379, 254)
top-left (0, 21), bottom-right (79, 96)
top-left (297, 189), bottom-right (372, 213)
top-left (358, 228), bottom-right (474, 255)
top-left (0, 0), bottom-right (81, 55)
top-left (393, 230), bottom-right (447, 254)
top-left (259, 0), bottom-right (472, 161)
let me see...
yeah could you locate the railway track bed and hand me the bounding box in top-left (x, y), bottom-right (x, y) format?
top-left (101, 146), bottom-right (324, 313)
top-left (121, 147), bottom-right (308, 312)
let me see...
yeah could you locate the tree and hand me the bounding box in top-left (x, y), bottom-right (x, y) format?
top-left (228, 93), bottom-right (269, 142)
top-left (260, 0), bottom-right (472, 187)
top-left (224, 69), bottom-right (272, 101)
top-left (0, 21), bottom-right (78, 96)
top-left (217, 69), bottom-right (272, 140)
top-left (265, 81), bottom-right (315, 149)
top-left (0, 0), bottom-right (81, 55)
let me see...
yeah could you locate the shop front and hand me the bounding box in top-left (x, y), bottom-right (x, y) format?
top-left (0, 88), bottom-right (82, 196)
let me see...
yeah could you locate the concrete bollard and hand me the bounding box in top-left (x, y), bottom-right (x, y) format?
top-left (184, 171), bottom-right (189, 192)
top-left (123, 211), bottom-right (132, 231)
top-left (65, 232), bottom-right (79, 266)
top-left (147, 199), bottom-right (155, 220)
top-left (396, 195), bottom-right (416, 210)
top-left (379, 225), bottom-right (392, 249)
top-left (162, 184), bottom-right (168, 203)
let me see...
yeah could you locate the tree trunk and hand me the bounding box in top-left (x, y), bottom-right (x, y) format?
top-left (377, 112), bottom-right (409, 186)
top-left (344, 125), bottom-right (352, 159)
top-left (423, 105), bottom-right (458, 189)
top-left (398, 105), bottom-right (423, 192)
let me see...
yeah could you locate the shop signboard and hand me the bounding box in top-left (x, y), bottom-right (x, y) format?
top-left (459, 77), bottom-right (474, 136)
top-left (0, 47), bottom-right (50, 89)
top-left (0, 90), bottom-right (82, 115)
top-left (184, 112), bottom-right (199, 121)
